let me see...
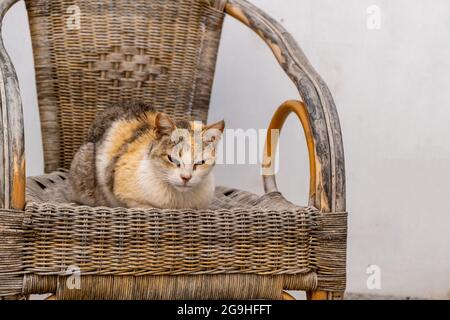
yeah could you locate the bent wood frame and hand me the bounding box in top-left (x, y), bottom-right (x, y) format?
top-left (225, 0), bottom-right (345, 213)
top-left (225, 0), bottom-right (346, 300)
top-left (0, 0), bottom-right (25, 211)
top-left (0, 0), bottom-right (346, 300)
top-left (262, 100), bottom-right (316, 204)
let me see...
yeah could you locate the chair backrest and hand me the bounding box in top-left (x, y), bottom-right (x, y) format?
top-left (25, 0), bottom-right (226, 172)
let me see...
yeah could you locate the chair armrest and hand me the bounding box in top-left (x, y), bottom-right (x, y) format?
top-left (0, 0), bottom-right (25, 210)
top-left (225, 0), bottom-right (346, 213)
top-left (262, 100), bottom-right (317, 206)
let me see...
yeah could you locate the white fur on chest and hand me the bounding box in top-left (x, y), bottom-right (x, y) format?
top-left (134, 159), bottom-right (215, 209)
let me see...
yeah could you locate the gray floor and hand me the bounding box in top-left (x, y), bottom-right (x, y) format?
top-left (344, 293), bottom-right (425, 300)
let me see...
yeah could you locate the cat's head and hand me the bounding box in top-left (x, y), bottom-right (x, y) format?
top-left (149, 113), bottom-right (225, 191)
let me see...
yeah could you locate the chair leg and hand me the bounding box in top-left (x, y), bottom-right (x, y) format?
top-left (282, 291), bottom-right (296, 300)
top-left (307, 291), bottom-right (345, 300)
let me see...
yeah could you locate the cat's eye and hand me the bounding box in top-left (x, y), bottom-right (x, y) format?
top-left (193, 160), bottom-right (206, 170)
top-left (167, 155), bottom-right (181, 167)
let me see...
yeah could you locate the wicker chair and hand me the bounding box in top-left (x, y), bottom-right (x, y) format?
top-left (0, 0), bottom-right (347, 300)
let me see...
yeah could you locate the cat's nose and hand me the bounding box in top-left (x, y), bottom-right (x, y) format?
top-left (180, 173), bottom-right (192, 183)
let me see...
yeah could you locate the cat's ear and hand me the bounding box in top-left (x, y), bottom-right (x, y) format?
top-left (203, 120), bottom-right (225, 144)
top-left (155, 112), bottom-right (176, 136)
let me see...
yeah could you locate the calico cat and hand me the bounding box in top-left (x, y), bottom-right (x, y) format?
top-left (69, 101), bottom-right (225, 209)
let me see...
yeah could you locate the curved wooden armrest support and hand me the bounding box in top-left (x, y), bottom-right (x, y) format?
top-left (262, 100), bottom-right (316, 206)
top-left (225, 0), bottom-right (346, 213)
top-left (0, 0), bottom-right (25, 210)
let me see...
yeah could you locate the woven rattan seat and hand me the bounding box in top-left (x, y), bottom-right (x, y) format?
top-left (0, 0), bottom-right (348, 300)
top-left (0, 171), bottom-right (346, 299)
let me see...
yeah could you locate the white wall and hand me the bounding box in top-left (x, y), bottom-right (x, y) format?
top-left (4, 0), bottom-right (450, 299)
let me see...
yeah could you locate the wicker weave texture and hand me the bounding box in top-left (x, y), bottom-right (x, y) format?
top-left (0, 171), bottom-right (347, 298)
top-left (25, 0), bottom-right (225, 172)
top-left (22, 202), bottom-right (319, 276)
top-left (23, 274), bottom-right (318, 300)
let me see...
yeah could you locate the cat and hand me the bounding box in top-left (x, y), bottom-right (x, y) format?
top-left (69, 101), bottom-right (225, 209)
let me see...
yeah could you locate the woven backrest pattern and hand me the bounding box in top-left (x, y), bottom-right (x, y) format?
top-left (25, 0), bottom-right (225, 172)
